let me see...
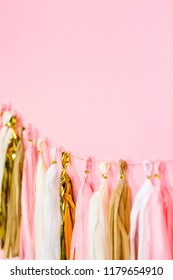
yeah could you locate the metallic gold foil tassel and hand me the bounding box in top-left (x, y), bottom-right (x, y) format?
top-left (60, 152), bottom-right (75, 260)
top-left (0, 116), bottom-right (19, 249)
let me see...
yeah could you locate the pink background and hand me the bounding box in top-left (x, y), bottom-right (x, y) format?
top-left (0, 0), bottom-right (173, 199)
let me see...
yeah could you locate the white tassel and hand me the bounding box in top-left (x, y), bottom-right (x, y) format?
top-left (88, 161), bottom-right (110, 260)
top-left (43, 147), bottom-right (60, 259)
top-left (130, 159), bottom-right (153, 260)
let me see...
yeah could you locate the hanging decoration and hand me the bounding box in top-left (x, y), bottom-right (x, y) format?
top-left (19, 125), bottom-right (38, 260)
top-left (0, 105), bottom-right (172, 261)
top-left (88, 161), bottom-right (110, 260)
top-left (109, 160), bottom-right (131, 260)
top-left (130, 160), bottom-right (154, 260)
top-left (34, 139), bottom-right (47, 260)
top-left (60, 152), bottom-right (76, 260)
top-left (43, 147), bottom-right (61, 260)
top-left (0, 114), bottom-right (19, 249)
top-left (3, 126), bottom-right (24, 258)
top-left (70, 157), bottom-right (94, 260)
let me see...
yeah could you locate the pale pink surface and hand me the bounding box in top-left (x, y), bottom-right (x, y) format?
top-left (0, 1), bottom-right (173, 259)
top-left (0, 0), bottom-right (173, 191)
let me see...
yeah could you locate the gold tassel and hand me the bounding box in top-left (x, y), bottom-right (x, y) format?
top-left (3, 127), bottom-right (24, 258)
top-left (0, 116), bottom-right (19, 250)
top-left (109, 160), bottom-right (131, 260)
top-left (60, 152), bottom-right (75, 260)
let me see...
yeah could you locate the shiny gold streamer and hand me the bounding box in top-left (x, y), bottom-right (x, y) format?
top-left (0, 116), bottom-right (19, 249)
top-left (60, 152), bottom-right (76, 260)
top-left (3, 127), bottom-right (24, 258)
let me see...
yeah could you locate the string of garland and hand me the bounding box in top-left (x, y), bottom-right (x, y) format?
top-left (0, 104), bottom-right (172, 167)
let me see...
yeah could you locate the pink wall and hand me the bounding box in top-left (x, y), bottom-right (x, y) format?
top-left (0, 0), bottom-right (173, 198)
